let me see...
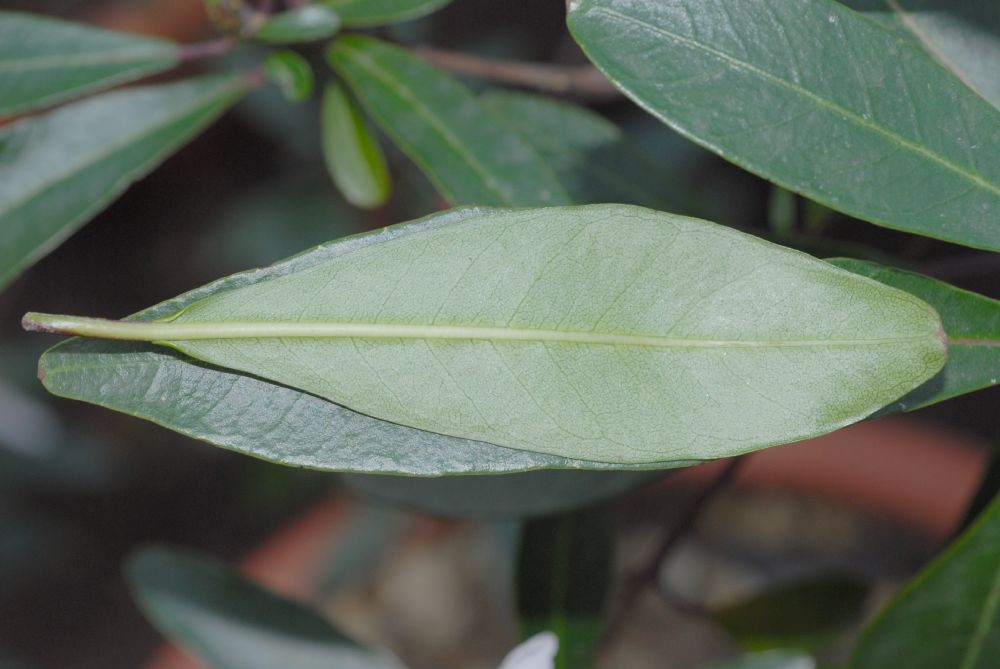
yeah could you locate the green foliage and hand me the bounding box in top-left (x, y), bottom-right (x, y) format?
top-left (321, 82), bottom-right (392, 208)
top-left (567, 0), bottom-right (1000, 250)
top-left (320, 0), bottom-right (453, 27)
top-left (128, 546), bottom-right (406, 669)
top-left (851, 493), bottom-right (1000, 669)
top-left (264, 50), bottom-right (314, 103)
top-left (0, 11), bottom-right (180, 115)
top-left (254, 6), bottom-right (341, 44)
top-left (0, 75), bottom-right (246, 291)
top-left (26, 205), bottom-right (945, 464)
top-left (328, 36), bottom-right (571, 206)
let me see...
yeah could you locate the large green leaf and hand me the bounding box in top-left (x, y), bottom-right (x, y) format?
top-left (342, 469), bottom-right (658, 517)
top-left (831, 258), bottom-right (1000, 412)
top-left (851, 492), bottom-right (1000, 669)
top-left (0, 75), bottom-right (246, 291)
top-left (518, 509), bottom-right (612, 669)
top-left (321, 0), bottom-right (452, 27)
top-left (0, 11), bottom-right (180, 116)
top-left (27, 205), bottom-right (946, 464)
top-left (35, 209), bottom-right (686, 475)
top-left (480, 90), bottom-right (679, 210)
top-left (567, 0), bottom-right (1000, 250)
top-left (844, 0), bottom-right (1000, 110)
top-left (327, 36), bottom-right (570, 207)
top-left (128, 546), bottom-right (406, 669)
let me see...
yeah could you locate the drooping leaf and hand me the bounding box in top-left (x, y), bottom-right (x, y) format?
top-left (701, 652), bottom-right (816, 669)
top-left (327, 36), bottom-right (570, 207)
top-left (320, 0), bottom-right (452, 27)
top-left (851, 492), bottom-right (1000, 669)
top-left (567, 0), bottom-right (1000, 250)
top-left (831, 258), bottom-right (1000, 412)
top-left (0, 75), bottom-right (247, 291)
top-left (711, 575), bottom-right (869, 652)
top-left (517, 509), bottom-right (612, 669)
top-left (264, 50), bottom-right (314, 103)
top-left (0, 11), bottom-right (180, 116)
top-left (342, 469), bottom-right (659, 518)
top-left (843, 0), bottom-right (1000, 110)
top-left (35, 209), bottom-right (689, 475)
top-left (480, 90), bottom-right (680, 210)
top-left (27, 205), bottom-right (946, 465)
top-left (321, 82), bottom-right (392, 209)
top-left (254, 5), bottom-right (341, 44)
top-left (127, 546), bottom-right (407, 669)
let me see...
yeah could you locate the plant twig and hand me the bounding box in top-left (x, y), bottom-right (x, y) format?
top-left (601, 456), bottom-right (747, 644)
top-left (411, 46), bottom-right (622, 100)
top-left (179, 37), bottom-right (236, 62)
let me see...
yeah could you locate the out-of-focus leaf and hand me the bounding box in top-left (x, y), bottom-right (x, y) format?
top-left (567, 0), bottom-right (1000, 250)
top-left (844, 0), bottom-right (1000, 110)
top-left (831, 258), bottom-right (1000, 412)
top-left (851, 492), bottom-right (1000, 669)
top-left (327, 36), bottom-right (570, 206)
top-left (480, 89), bottom-right (676, 209)
top-left (321, 0), bottom-right (452, 27)
top-left (128, 546), bottom-right (407, 669)
top-left (27, 205), bottom-right (946, 464)
top-left (35, 209), bottom-right (689, 475)
top-left (712, 575), bottom-right (869, 652)
top-left (0, 75), bottom-right (247, 291)
top-left (254, 5), bottom-right (340, 44)
top-left (342, 470), bottom-right (661, 518)
top-left (264, 50), bottom-right (314, 103)
top-left (702, 652), bottom-right (816, 669)
top-left (321, 82), bottom-right (391, 209)
top-left (0, 11), bottom-right (180, 115)
top-left (518, 509), bottom-right (612, 668)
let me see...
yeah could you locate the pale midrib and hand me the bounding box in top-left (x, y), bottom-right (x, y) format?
top-left (0, 46), bottom-right (176, 73)
top-left (337, 44), bottom-right (510, 205)
top-left (590, 6), bottom-right (1000, 198)
top-left (24, 313), bottom-right (934, 349)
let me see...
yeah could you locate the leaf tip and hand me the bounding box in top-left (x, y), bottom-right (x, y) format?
top-left (22, 312), bottom-right (68, 335)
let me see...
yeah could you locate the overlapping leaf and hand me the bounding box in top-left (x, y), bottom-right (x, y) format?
top-left (0, 75), bottom-right (246, 291)
top-left (29, 205), bottom-right (946, 464)
top-left (321, 0), bottom-right (452, 27)
top-left (567, 0), bottom-right (1000, 250)
top-left (0, 11), bottom-right (180, 115)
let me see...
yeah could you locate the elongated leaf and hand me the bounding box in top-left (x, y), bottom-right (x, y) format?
top-left (343, 470), bottom-right (657, 517)
top-left (0, 75), bottom-right (246, 291)
top-left (844, 0), bottom-right (1000, 110)
top-left (27, 205), bottom-right (946, 464)
top-left (831, 258), bottom-right (1000, 412)
top-left (702, 652), bottom-right (816, 669)
top-left (480, 90), bottom-right (679, 210)
top-left (321, 0), bottom-right (452, 27)
top-left (851, 493), bottom-right (1000, 669)
top-left (0, 11), bottom-right (180, 116)
top-left (567, 0), bottom-right (1000, 250)
top-left (128, 546), bottom-right (406, 669)
top-left (255, 6), bottom-right (341, 44)
top-left (327, 36), bottom-right (570, 207)
top-left (321, 82), bottom-right (392, 209)
top-left (35, 210), bottom-right (688, 475)
top-left (518, 509), bottom-right (611, 669)
top-left (265, 51), bottom-right (314, 103)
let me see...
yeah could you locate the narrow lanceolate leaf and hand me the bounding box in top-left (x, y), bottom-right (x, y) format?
top-left (518, 510), bottom-right (611, 669)
top-left (342, 469), bottom-right (657, 518)
top-left (265, 51), bottom-right (314, 103)
top-left (851, 493), bottom-right (1000, 669)
top-left (254, 5), bottom-right (341, 44)
top-left (567, 0), bottom-right (1000, 250)
top-left (320, 0), bottom-right (452, 27)
top-left (481, 90), bottom-right (677, 210)
top-left (328, 36), bottom-right (570, 207)
top-left (0, 11), bottom-right (180, 116)
top-left (321, 82), bottom-right (391, 209)
top-left (844, 0), bottom-right (1000, 110)
top-left (128, 547), bottom-right (407, 669)
top-left (0, 75), bottom-right (246, 291)
top-left (26, 205), bottom-right (946, 465)
top-left (831, 258), bottom-right (1000, 412)
top-left (34, 211), bottom-right (691, 475)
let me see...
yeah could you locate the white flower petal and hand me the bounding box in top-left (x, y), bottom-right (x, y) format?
top-left (497, 631), bottom-right (559, 669)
